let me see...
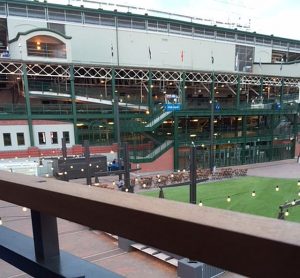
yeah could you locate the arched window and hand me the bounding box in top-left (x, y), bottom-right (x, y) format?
top-left (26, 35), bottom-right (66, 58)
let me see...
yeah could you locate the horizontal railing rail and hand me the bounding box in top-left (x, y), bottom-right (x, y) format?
top-left (0, 171), bottom-right (300, 277)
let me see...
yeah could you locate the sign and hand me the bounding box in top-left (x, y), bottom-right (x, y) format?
top-left (164, 103), bottom-right (181, 111)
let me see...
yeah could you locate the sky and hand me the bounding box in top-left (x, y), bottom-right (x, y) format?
top-left (51, 0), bottom-right (300, 40)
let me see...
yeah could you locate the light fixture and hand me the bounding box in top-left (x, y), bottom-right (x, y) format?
top-left (275, 185), bottom-right (279, 191)
top-left (81, 169), bottom-right (84, 172)
top-left (251, 191), bottom-right (256, 197)
top-left (227, 196), bottom-right (231, 202)
top-left (70, 165), bottom-right (73, 169)
top-left (64, 171), bottom-right (67, 175)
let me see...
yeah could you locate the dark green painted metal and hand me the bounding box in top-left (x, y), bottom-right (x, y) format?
top-left (259, 76), bottom-right (264, 98)
top-left (70, 65), bottom-right (79, 144)
top-left (280, 78), bottom-right (284, 107)
top-left (22, 64), bottom-right (34, 147)
top-left (173, 116), bottom-right (179, 170)
top-left (148, 70), bottom-right (153, 113)
top-left (236, 74), bottom-right (240, 109)
top-left (209, 73), bottom-right (215, 172)
top-left (180, 71), bottom-right (186, 109)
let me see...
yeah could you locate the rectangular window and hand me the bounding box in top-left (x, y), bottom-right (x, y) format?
top-left (17, 133), bottom-right (25, 146)
top-left (3, 133), bottom-right (11, 146)
top-left (63, 131), bottom-right (70, 144)
top-left (51, 132), bottom-right (58, 144)
top-left (235, 45), bottom-right (254, 72)
top-left (38, 132), bottom-right (46, 145)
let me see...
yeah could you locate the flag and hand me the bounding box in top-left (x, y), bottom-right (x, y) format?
top-left (180, 50), bottom-right (184, 62)
top-left (211, 56), bottom-right (214, 64)
top-left (111, 44), bottom-right (114, 57)
top-left (148, 46), bottom-right (152, 60)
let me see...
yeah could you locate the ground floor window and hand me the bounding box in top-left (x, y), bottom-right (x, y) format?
top-left (51, 131), bottom-right (58, 144)
top-left (17, 133), bottom-right (25, 146)
top-left (38, 132), bottom-right (46, 144)
top-left (3, 133), bottom-right (11, 146)
top-left (63, 131), bottom-right (70, 143)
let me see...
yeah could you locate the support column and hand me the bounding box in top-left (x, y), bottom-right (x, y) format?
top-left (292, 114), bottom-right (298, 157)
top-left (173, 116), bottom-right (179, 171)
top-left (31, 210), bottom-right (59, 260)
top-left (180, 71), bottom-right (186, 109)
top-left (209, 73), bottom-right (215, 172)
top-left (189, 146), bottom-right (197, 204)
top-left (241, 116), bottom-right (247, 164)
top-left (84, 140), bottom-right (92, 186)
top-left (270, 114), bottom-right (275, 161)
top-left (70, 65), bottom-right (78, 144)
top-left (22, 64), bottom-right (34, 147)
top-left (147, 70), bottom-right (153, 113)
top-left (259, 76), bottom-right (264, 98)
top-left (280, 78), bottom-right (284, 107)
top-left (112, 68), bottom-right (121, 154)
top-left (236, 74), bottom-right (241, 109)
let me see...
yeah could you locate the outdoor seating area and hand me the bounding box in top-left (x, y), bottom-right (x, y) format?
top-left (128, 167), bottom-right (248, 189)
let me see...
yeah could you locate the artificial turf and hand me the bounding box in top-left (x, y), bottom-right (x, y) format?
top-left (141, 176), bottom-right (300, 222)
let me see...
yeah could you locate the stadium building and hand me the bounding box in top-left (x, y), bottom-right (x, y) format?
top-left (0, 0), bottom-right (299, 171)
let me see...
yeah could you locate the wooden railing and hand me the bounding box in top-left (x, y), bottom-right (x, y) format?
top-left (0, 170), bottom-right (300, 277)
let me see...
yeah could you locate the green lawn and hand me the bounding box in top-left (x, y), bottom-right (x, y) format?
top-left (141, 176), bottom-right (300, 222)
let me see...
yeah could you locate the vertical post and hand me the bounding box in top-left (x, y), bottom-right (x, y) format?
top-left (31, 210), bottom-right (59, 260)
top-left (209, 73), bottom-right (215, 173)
top-left (61, 137), bottom-right (67, 159)
top-left (280, 78), bottom-right (284, 107)
top-left (236, 74), bottom-right (240, 109)
top-left (259, 76), bottom-right (264, 98)
top-left (70, 65), bottom-right (78, 144)
top-left (83, 140), bottom-right (92, 186)
top-left (189, 146), bottom-right (197, 204)
top-left (147, 70), bottom-right (153, 113)
top-left (22, 64), bottom-right (34, 146)
top-left (292, 114), bottom-right (298, 157)
top-left (270, 114), bottom-right (275, 161)
top-left (173, 116), bottom-right (179, 171)
top-left (180, 71), bottom-right (186, 109)
top-left (241, 116), bottom-right (247, 164)
top-left (61, 137), bottom-right (69, 181)
top-left (112, 68), bottom-right (121, 153)
top-left (123, 142), bottom-right (133, 192)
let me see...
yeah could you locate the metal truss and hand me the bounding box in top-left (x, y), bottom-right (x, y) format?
top-left (0, 61), bottom-right (22, 75)
top-left (115, 68), bottom-right (148, 80)
top-left (185, 72), bottom-right (212, 83)
top-left (26, 64), bottom-right (70, 77)
top-left (215, 73), bottom-right (238, 84)
top-left (74, 66), bottom-right (112, 79)
top-left (283, 78), bottom-right (300, 87)
top-left (240, 75), bottom-right (261, 85)
top-left (151, 70), bottom-right (182, 81)
top-left (262, 76), bottom-right (282, 87)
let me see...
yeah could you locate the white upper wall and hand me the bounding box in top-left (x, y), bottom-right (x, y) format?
top-left (7, 17), bottom-right (277, 73)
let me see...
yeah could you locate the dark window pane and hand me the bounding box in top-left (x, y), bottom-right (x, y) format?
top-left (63, 131), bottom-right (70, 143)
top-left (3, 133), bottom-right (11, 146)
top-left (51, 131), bottom-right (58, 144)
top-left (17, 133), bottom-right (25, 145)
top-left (38, 132), bottom-right (46, 145)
